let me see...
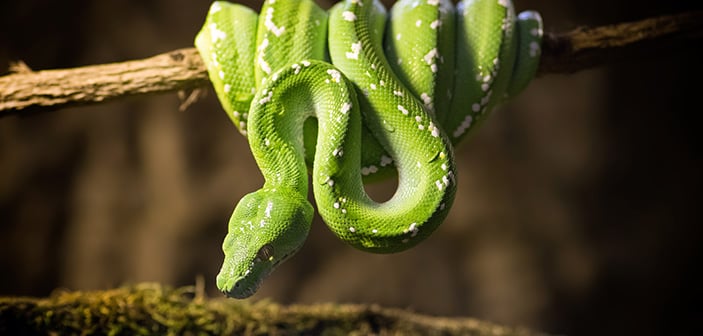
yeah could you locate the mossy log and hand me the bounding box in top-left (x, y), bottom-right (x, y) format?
top-left (0, 283), bottom-right (549, 335)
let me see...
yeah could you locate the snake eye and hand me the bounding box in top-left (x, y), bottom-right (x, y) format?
top-left (255, 244), bottom-right (275, 262)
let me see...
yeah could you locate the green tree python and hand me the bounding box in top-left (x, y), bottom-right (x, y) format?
top-left (195, 0), bottom-right (543, 298)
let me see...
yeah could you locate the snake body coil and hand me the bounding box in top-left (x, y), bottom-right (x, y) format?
top-left (195, 0), bottom-right (542, 298)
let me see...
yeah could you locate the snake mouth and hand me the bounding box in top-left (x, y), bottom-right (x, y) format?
top-left (220, 246), bottom-right (302, 299)
top-left (222, 277), bottom-right (263, 299)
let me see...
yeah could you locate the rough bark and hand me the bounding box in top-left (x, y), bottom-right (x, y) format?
top-left (1, 11), bottom-right (701, 117)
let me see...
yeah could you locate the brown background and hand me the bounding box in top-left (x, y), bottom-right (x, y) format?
top-left (1, 0), bottom-right (701, 335)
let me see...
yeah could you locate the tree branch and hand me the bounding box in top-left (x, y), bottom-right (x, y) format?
top-left (0, 283), bottom-right (549, 335)
top-left (1, 11), bottom-right (701, 117)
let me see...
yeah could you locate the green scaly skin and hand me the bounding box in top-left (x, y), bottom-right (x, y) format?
top-left (195, 0), bottom-right (543, 299)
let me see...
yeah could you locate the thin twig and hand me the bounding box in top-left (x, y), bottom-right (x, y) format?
top-left (1, 11), bottom-right (701, 117)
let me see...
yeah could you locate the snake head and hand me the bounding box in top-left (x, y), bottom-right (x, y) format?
top-left (216, 188), bottom-right (313, 298)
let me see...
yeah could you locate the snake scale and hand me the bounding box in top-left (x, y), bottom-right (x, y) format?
top-left (195, 0), bottom-right (542, 298)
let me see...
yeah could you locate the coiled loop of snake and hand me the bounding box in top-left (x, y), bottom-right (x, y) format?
top-left (195, 0), bottom-right (542, 298)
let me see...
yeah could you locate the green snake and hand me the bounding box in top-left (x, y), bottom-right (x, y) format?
top-left (195, 0), bottom-right (542, 298)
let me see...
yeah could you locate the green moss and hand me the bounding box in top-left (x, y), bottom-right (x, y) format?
top-left (0, 283), bottom-right (548, 336)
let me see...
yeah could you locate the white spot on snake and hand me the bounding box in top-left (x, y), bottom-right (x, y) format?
top-left (427, 0), bottom-right (439, 5)
top-left (397, 105), bottom-right (409, 115)
top-left (481, 83), bottom-right (490, 92)
top-left (258, 90), bottom-right (273, 105)
top-left (210, 53), bottom-right (218, 67)
top-left (328, 178), bottom-right (335, 187)
top-left (302, 60), bottom-right (311, 67)
top-left (429, 122), bottom-right (439, 137)
top-left (341, 102), bottom-right (352, 114)
top-left (258, 38), bottom-right (269, 51)
top-left (408, 223), bottom-right (419, 237)
top-left (435, 180), bottom-right (444, 190)
top-left (209, 2), bottom-right (221, 13)
top-left (440, 203), bottom-right (446, 210)
top-left (258, 56), bottom-right (271, 74)
top-left (415, 115), bottom-right (422, 123)
top-left (529, 41), bottom-right (541, 57)
top-left (430, 20), bottom-right (441, 29)
top-left (379, 80), bottom-right (385, 86)
top-left (380, 155), bottom-right (393, 167)
top-left (501, 17), bottom-right (509, 31)
top-left (423, 48), bottom-right (439, 73)
top-left (415, 19), bottom-right (422, 27)
top-left (349, 227), bottom-right (356, 233)
top-left (333, 148), bottom-right (343, 157)
top-left (370, 83), bottom-right (377, 90)
top-left (452, 115), bottom-right (473, 138)
top-left (218, 70), bottom-right (225, 79)
top-left (361, 165), bottom-right (378, 176)
top-left (333, 202), bottom-right (340, 209)
top-left (223, 84), bottom-right (231, 93)
top-left (472, 103), bottom-right (480, 112)
top-left (292, 63), bottom-right (301, 74)
top-left (441, 163), bottom-right (448, 171)
top-left (265, 201), bottom-right (273, 218)
top-left (327, 69), bottom-right (342, 83)
top-left (264, 138), bottom-right (270, 147)
top-left (264, 7), bottom-right (285, 37)
top-left (531, 27), bottom-right (543, 37)
top-left (208, 24), bottom-right (226, 43)
top-left (233, 111), bottom-right (240, 118)
top-left (372, 229), bottom-right (378, 234)
top-left (418, 124), bottom-right (425, 130)
top-left (396, 33), bottom-right (402, 41)
top-left (420, 93), bottom-right (432, 108)
top-left (342, 11), bottom-right (357, 21)
top-left (346, 41), bottom-right (362, 60)
top-left (393, 90), bottom-right (404, 97)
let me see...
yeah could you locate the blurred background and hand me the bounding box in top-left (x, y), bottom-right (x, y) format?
top-left (1, 0), bottom-right (701, 335)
